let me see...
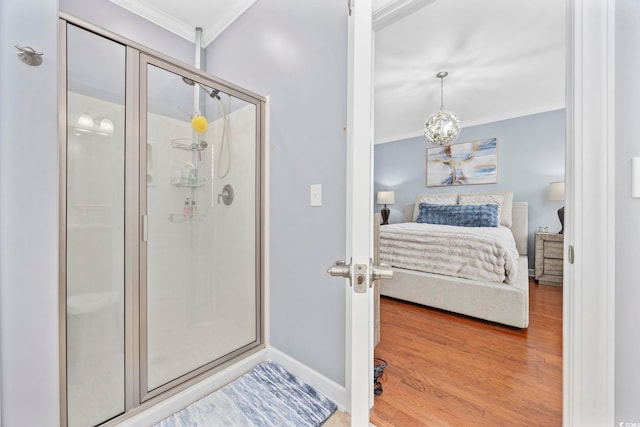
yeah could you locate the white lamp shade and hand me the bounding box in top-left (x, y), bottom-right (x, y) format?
top-left (548, 181), bottom-right (565, 201)
top-left (377, 191), bottom-right (395, 205)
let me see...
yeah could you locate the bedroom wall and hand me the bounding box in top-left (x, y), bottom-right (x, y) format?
top-left (374, 109), bottom-right (566, 270)
top-left (615, 0), bottom-right (640, 423)
top-left (206, 0), bottom-right (348, 385)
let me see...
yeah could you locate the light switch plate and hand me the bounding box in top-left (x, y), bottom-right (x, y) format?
top-left (633, 157), bottom-right (640, 198)
top-left (310, 184), bottom-right (322, 206)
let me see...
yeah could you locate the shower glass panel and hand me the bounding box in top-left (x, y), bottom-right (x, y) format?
top-left (144, 62), bottom-right (258, 393)
top-left (65, 25), bottom-right (126, 426)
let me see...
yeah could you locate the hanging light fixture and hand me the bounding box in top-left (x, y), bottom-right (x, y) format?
top-left (424, 71), bottom-right (461, 146)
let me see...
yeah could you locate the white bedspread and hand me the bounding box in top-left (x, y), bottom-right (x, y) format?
top-left (379, 223), bottom-right (520, 283)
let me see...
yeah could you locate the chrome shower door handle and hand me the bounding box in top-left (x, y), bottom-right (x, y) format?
top-left (142, 214), bottom-right (148, 242)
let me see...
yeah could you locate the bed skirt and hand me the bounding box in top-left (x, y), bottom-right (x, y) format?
top-left (379, 257), bottom-right (529, 328)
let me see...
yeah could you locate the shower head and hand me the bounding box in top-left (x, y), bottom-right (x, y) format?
top-left (209, 88), bottom-right (220, 100)
top-left (182, 76), bottom-right (221, 100)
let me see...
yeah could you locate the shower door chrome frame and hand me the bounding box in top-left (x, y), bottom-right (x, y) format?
top-left (138, 53), bottom-right (266, 403)
top-left (58, 19), bottom-right (134, 426)
top-left (57, 19), bottom-right (68, 427)
top-left (59, 14), bottom-right (266, 426)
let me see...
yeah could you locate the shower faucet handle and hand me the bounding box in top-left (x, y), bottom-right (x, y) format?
top-left (217, 184), bottom-right (234, 205)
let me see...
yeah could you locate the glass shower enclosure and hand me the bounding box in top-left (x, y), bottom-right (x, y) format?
top-left (60, 19), bottom-right (264, 426)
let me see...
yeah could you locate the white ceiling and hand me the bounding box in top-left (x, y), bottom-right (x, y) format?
top-left (374, 0), bottom-right (566, 144)
top-left (108, 0), bottom-right (565, 145)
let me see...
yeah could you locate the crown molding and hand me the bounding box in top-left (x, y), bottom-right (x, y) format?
top-left (109, 0), bottom-right (196, 43)
top-left (373, 0), bottom-right (437, 31)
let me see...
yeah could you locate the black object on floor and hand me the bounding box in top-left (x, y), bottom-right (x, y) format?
top-left (374, 358), bottom-right (387, 396)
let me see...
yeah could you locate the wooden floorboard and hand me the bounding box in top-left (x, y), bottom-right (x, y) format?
top-left (371, 278), bottom-right (562, 427)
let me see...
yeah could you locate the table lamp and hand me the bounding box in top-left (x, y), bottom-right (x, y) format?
top-left (377, 191), bottom-right (395, 225)
top-left (548, 181), bottom-right (565, 234)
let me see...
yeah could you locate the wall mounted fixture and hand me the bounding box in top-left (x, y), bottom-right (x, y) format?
top-left (218, 184), bottom-right (234, 206)
top-left (548, 181), bottom-right (565, 234)
top-left (15, 45), bottom-right (43, 66)
top-left (75, 113), bottom-right (114, 136)
top-left (424, 71), bottom-right (461, 146)
top-left (377, 190), bottom-right (395, 225)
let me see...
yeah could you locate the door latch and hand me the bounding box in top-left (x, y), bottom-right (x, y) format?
top-left (327, 259), bottom-right (368, 292)
top-left (328, 259), bottom-right (393, 293)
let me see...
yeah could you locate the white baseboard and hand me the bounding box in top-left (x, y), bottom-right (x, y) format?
top-left (528, 268), bottom-right (534, 277)
top-left (267, 347), bottom-right (347, 411)
top-left (117, 349), bottom-right (268, 426)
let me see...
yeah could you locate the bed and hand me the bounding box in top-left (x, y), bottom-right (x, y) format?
top-left (375, 195), bottom-right (529, 329)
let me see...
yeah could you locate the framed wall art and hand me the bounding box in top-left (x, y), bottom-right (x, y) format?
top-left (426, 138), bottom-right (498, 187)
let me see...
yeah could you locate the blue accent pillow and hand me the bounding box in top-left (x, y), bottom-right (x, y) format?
top-left (417, 203), bottom-right (500, 227)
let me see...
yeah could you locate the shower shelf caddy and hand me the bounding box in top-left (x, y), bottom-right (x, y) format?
top-left (170, 177), bottom-right (206, 188)
top-left (168, 213), bottom-right (205, 223)
top-left (171, 138), bottom-right (207, 151)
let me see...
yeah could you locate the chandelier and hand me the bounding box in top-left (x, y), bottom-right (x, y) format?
top-left (424, 71), bottom-right (461, 146)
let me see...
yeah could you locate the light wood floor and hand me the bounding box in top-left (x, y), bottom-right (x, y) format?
top-left (371, 279), bottom-right (562, 426)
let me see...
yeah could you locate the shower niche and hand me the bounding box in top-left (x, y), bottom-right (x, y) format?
top-left (61, 20), bottom-right (265, 426)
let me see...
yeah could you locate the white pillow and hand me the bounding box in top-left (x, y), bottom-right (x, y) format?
top-left (411, 193), bottom-right (458, 222)
top-left (458, 191), bottom-right (514, 227)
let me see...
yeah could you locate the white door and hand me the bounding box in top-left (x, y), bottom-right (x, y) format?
top-left (327, 1), bottom-right (384, 424)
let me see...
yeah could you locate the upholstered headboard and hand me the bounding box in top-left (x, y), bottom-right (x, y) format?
top-left (401, 200), bottom-right (528, 256)
top-left (511, 201), bottom-right (528, 256)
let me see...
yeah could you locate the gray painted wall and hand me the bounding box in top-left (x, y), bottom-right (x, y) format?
top-left (374, 109), bottom-right (566, 269)
top-left (206, 0), bottom-right (348, 385)
top-left (615, 0), bottom-right (640, 423)
top-left (1, 0), bottom-right (59, 424)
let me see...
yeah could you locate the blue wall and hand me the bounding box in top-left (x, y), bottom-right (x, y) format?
top-left (615, 0), bottom-right (640, 422)
top-left (1, 0), bottom-right (59, 424)
top-left (206, 0), bottom-right (347, 385)
top-left (374, 109), bottom-right (566, 269)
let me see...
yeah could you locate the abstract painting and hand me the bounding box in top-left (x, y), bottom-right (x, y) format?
top-left (426, 138), bottom-right (498, 187)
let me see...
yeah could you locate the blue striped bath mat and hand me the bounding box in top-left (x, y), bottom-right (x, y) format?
top-left (155, 361), bottom-right (337, 427)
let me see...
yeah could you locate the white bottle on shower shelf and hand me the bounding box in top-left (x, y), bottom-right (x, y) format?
top-left (183, 198), bottom-right (191, 221)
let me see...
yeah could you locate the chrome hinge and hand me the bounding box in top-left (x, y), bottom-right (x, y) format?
top-left (568, 245), bottom-right (575, 264)
top-left (348, 0), bottom-right (353, 16)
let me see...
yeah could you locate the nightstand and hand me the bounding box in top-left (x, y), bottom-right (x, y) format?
top-left (535, 232), bottom-right (564, 286)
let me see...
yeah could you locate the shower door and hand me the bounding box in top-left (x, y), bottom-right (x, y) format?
top-left (61, 17), bottom-right (265, 425)
top-left (62, 24), bottom-right (127, 426)
top-left (140, 55), bottom-right (263, 399)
